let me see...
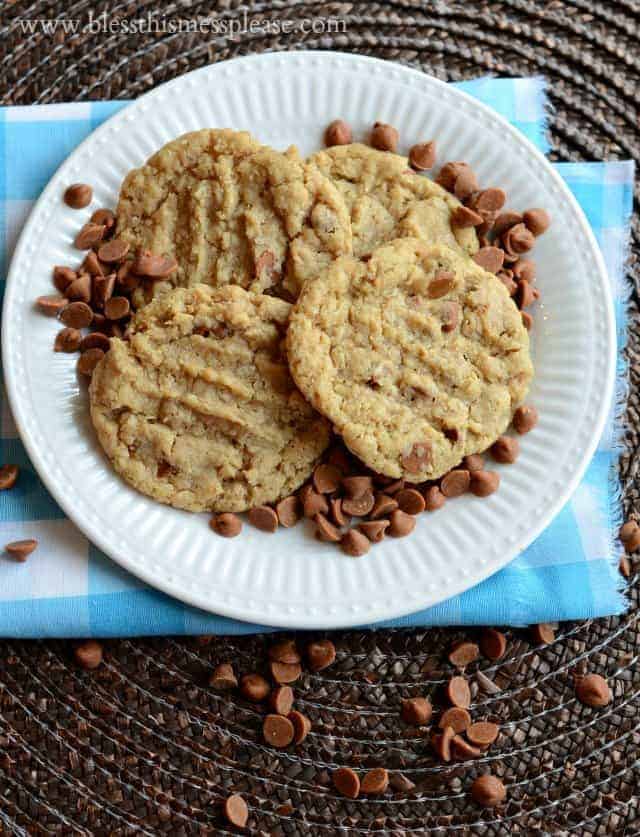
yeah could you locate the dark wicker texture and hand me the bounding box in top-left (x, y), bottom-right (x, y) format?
top-left (1, 1), bottom-right (639, 833)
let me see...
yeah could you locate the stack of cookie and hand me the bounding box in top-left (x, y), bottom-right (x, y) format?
top-left (86, 124), bottom-right (545, 552)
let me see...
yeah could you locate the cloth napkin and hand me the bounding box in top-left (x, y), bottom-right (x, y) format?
top-left (0, 77), bottom-right (633, 637)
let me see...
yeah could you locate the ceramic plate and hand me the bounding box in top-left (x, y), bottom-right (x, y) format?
top-left (2, 52), bottom-right (616, 628)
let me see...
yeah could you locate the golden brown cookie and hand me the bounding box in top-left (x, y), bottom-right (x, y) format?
top-left (90, 284), bottom-right (330, 512)
top-left (287, 240), bottom-right (532, 481)
top-left (117, 129), bottom-right (352, 304)
top-left (309, 143), bottom-right (478, 258)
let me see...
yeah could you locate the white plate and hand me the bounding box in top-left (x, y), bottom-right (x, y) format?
top-left (2, 52), bottom-right (616, 629)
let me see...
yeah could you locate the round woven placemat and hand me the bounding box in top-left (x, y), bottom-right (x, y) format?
top-left (1, 1), bottom-right (639, 833)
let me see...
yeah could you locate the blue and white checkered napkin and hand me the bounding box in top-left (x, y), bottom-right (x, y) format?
top-left (0, 78), bottom-right (633, 637)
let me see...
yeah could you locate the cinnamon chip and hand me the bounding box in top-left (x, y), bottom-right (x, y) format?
top-left (240, 673), bottom-right (271, 702)
top-left (474, 188), bottom-right (506, 213)
top-left (133, 249), bottom-right (178, 278)
top-left (463, 454), bottom-right (484, 471)
top-left (575, 673), bottom-right (612, 707)
top-left (432, 725), bottom-right (455, 762)
top-left (516, 279), bottom-right (535, 310)
top-left (74, 223), bottom-right (105, 250)
top-left (289, 710), bottom-right (312, 744)
top-left (53, 265), bottom-right (77, 292)
top-left (208, 663), bottom-right (238, 690)
top-left (91, 208), bottom-right (116, 231)
top-left (512, 405), bottom-right (538, 434)
top-left (369, 493), bottom-right (398, 519)
top-left (453, 167), bottom-right (478, 201)
top-left (248, 505), bottom-right (278, 533)
top-left (471, 774), bottom-right (507, 807)
top-left (448, 641), bottom-right (480, 668)
top-left (401, 697), bottom-right (432, 725)
top-left (469, 470), bottom-right (500, 497)
top-left (395, 488), bottom-right (425, 515)
top-left (312, 463), bottom-right (342, 494)
top-left (270, 685), bottom-right (294, 716)
top-left (358, 519), bottom-right (390, 543)
top-left (329, 497), bottom-right (351, 527)
top-left (60, 301), bottom-right (93, 329)
top-left (341, 528), bottom-right (370, 557)
top-left (408, 141), bottom-right (436, 171)
top-left (388, 509), bottom-right (416, 537)
top-left (303, 490), bottom-right (329, 518)
top-left (440, 469), bottom-right (470, 498)
top-left (0, 465), bottom-right (19, 491)
top-left (370, 121), bottom-right (399, 152)
top-left (77, 348), bottom-right (104, 376)
top-left (306, 639), bottom-right (336, 671)
top-left (531, 623), bottom-right (555, 644)
top-left (446, 675), bottom-right (471, 708)
top-left (92, 274), bottom-right (116, 308)
top-left (36, 294), bottom-right (67, 315)
top-left (54, 327), bottom-right (82, 353)
top-left (64, 183), bottom-right (92, 209)
top-left (472, 246), bottom-right (504, 274)
top-left (333, 767), bottom-right (360, 799)
top-left (80, 333), bottom-right (110, 353)
top-left (401, 442), bottom-right (431, 473)
top-left (325, 119), bottom-right (352, 146)
top-left (64, 273), bottom-right (92, 303)
top-left (342, 476), bottom-right (373, 499)
top-left (467, 721), bottom-right (499, 747)
top-left (493, 211), bottom-right (523, 237)
top-left (490, 436), bottom-right (519, 464)
top-left (98, 238), bottom-right (130, 264)
top-left (342, 491), bottom-right (375, 517)
top-left (270, 661), bottom-right (302, 684)
top-left (451, 734), bottom-right (482, 760)
top-left (503, 222), bottom-right (535, 255)
top-left (104, 296), bottom-right (130, 321)
top-left (269, 640), bottom-right (301, 664)
top-left (439, 707), bottom-right (471, 733)
top-left (263, 714), bottom-right (294, 748)
top-left (223, 794), bottom-right (248, 829)
top-left (523, 208), bottom-right (551, 236)
top-left (423, 485), bottom-right (446, 511)
top-left (361, 767), bottom-right (389, 795)
top-left (513, 258), bottom-right (536, 283)
top-left (440, 300), bottom-right (460, 332)
top-left (428, 269), bottom-right (455, 299)
top-left (276, 496), bottom-right (300, 528)
top-left (209, 513), bottom-right (242, 538)
top-left (315, 512), bottom-right (341, 542)
top-left (452, 205), bottom-right (483, 228)
top-left (5, 539), bottom-right (38, 562)
top-left (480, 628), bottom-right (507, 661)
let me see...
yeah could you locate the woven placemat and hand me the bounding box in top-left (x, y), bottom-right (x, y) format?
top-left (1, 1), bottom-right (639, 833)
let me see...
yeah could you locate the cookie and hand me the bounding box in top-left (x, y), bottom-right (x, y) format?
top-left (287, 240), bottom-right (532, 481)
top-left (116, 129), bottom-right (352, 304)
top-left (309, 143), bottom-right (479, 259)
top-left (90, 284), bottom-right (331, 512)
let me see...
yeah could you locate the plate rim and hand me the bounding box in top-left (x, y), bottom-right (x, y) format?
top-left (1, 50), bottom-right (617, 629)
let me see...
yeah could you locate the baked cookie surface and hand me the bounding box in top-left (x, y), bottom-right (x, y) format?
top-left (287, 240), bottom-right (532, 481)
top-left (90, 284), bottom-right (330, 512)
top-left (117, 129), bottom-right (352, 303)
top-left (309, 143), bottom-right (479, 259)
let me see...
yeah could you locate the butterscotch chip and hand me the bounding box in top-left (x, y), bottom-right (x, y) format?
top-left (269, 640), bottom-right (301, 664)
top-left (341, 528), bottom-right (370, 557)
top-left (313, 463), bottom-right (342, 494)
top-left (307, 639), bottom-right (336, 671)
top-left (452, 734), bottom-right (482, 760)
top-left (401, 697), bottom-right (432, 725)
top-left (472, 246), bottom-right (504, 274)
top-left (263, 714), bottom-right (294, 748)
top-left (64, 183), bottom-right (92, 209)
top-left (5, 539), bottom-right (38, 562)
top-left (60, 301), bottom-right (93, 329)
top-left (439, 707), bottom-right (471, 733)
top-left (369, 493), bottom-right (398, 520)
top-left (358, 520), bottom-right (390, 543)
top-left (512, 404), bottom-right (538, 434)
top-left (463, 453), bottom-right (484, 471)
top-left (423, 485), bottom-right (446, 511)
top-left (342, 491), bottom-right (375, 517)
top-left (248, 505), bottom-right (279, 532)
top-left (303, 490), bottom-right (329, 518)
top-left (361, 767), bottom-right (389, 795)
top-left (208, 662), bottom-right (238, 690)
top-left (467, 721), bottom-right (499, 747)
top-left (240, 673), bottom-right (271, 702)
top-left (531, 623), bottom-right (555, 644)
top-left (513, 258), bottom-right (536, 282)
top-left (329, 497), bottom-right (351, 527)
top-left (77, 348), bottom-right (105, 376)
top-left (210, 513), bottom-right (242, 537)
top-left (74, 223), bottom-right (105, 250)
top-left (441, 469), bottom-right (470, 498)
top-left (448, 641), bottom-right (480, 668)
top-left (619, 520), bottom-right (639, 543)
top-left (270, 685), bottom-right (294, 716)
top-left (325, 119), bottom-right (352, 146)
top-left (370, 121), bottom-right (399, 152)
top-left (490, 436), bottom-right (519, 464)
top-left (98, 238), bottom-right (130, 264)
top-left (74, 639), bottom-right (103, 670)
top-left (408, 141), bottom-right (436, 171)
top-left (36, 294), bottom-right (67, 315)
top-left (480, 628), bottom-right (507, 661)
top-left (575, 673), bottom-right (612, 707)
top-left (433, 725), bottom-right (455, 762)
top-left (446, 675), bottom-right (471, 708)
top-left (276, 496), bottom-right (300, 528)
top-left (315, 512), bottom-right (341, 542)
top-left (53, 265), bottom-right (77, 292)
top-left (80, 332), bottom-right (110, 353)
top-left (493, 211), bottom-right (522, 237)
top-left (0, 465), bottom-right (19, 491)
top-left (342, 475), bottom-right (373, 499)
top-left (503, 222), bottom-right (535, 255)
top-left (388, 509), bottom-right (416, 537)
top-left (395, 488), bottom-right (425, 515)
top-left (469, 470), bottom-right (500, 497)
top-left (471, 774), bottom-right (507, 807)
top-left (523, 208), bottom-right (551, 236)
top-left (64, 274), bottom-right (92, 303)
top-left (91, 208), bottom-right (116, 231)
top-left (289, 710), bottom-right (312, 744)
top-left (54, 327), bottom-right (82, 353)
top-left (223, 794), bottom-right (248, 829)
top-left (333, 767), bottom-right (360, 799)
top-left (104, 296), bottom-right (130, 321)
top-left (270, 661), bottom-right (301, 684)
